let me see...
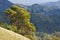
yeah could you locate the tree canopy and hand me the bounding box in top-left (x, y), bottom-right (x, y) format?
top-left (5, 5), bottom-right (36, 40)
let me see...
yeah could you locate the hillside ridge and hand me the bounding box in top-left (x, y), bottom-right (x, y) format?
top-left (0, 27), bottom-right (30, 40)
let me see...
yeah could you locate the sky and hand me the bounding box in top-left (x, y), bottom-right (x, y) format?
top-left (9, 0), bottom-right (60, 5)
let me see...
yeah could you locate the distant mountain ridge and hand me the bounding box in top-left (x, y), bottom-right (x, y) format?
top-left (42, 1), bottom-right (60, 8)
top-left (16, 1), bottom-right (60, 33)
top-left (17, 1), bottom-right (60, 15)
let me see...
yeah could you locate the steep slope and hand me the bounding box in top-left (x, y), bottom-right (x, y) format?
top-left (31, 14), bottom-right (60, 33)
top-left (0, 27), bottom-right (30, 40)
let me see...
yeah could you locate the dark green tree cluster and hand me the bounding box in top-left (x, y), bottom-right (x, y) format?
top-left (5, 5), bottom-right (36, 40)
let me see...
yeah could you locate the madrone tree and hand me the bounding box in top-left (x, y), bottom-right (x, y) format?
top-left (5, 5), bottom-right (37, 40)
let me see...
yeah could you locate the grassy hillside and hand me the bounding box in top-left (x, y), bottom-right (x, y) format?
top-left (0, 27), bottom-right (30, 40)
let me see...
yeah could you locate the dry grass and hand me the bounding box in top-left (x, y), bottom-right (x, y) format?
top-left (0, 27), bottom-right (30, 40)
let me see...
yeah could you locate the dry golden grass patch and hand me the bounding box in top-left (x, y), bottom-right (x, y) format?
top-left (0, 27), bottom-right (30, 40)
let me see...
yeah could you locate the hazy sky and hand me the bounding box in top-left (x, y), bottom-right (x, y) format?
top-left (9, 0), bottom-right (59, 5)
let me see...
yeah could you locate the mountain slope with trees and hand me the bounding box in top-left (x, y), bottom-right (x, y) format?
top-left (17, 2), bottom-right (60, 33)
top-left (0, 0), bottom-right (60, 33)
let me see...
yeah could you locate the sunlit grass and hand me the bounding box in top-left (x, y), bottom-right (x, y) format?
top-left (0, 27), bottom-right (30, 40)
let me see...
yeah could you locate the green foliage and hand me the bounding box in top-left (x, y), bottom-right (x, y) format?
top-left (35, 32), bottom-right (60, 40)
top-left (24, 35), bottom-right (38, 40)
top-left (0, 22), bottom-right (18, 33)
top-left (5, 5), bottom-right (36, 40)
top-left (44, 34), bottom-right (60, 40)
top-left (5, 5), bottom-right (36, 32)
